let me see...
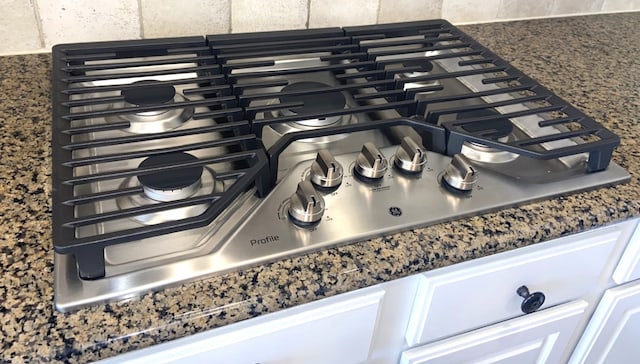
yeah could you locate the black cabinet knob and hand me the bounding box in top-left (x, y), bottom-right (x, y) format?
top-left (517, 285), bottom-right (545, 314)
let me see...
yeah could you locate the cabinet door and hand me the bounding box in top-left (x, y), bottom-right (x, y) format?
top-left (405, 225), bottom-right (625, 346)
top-left (400, 300), bottom-right (588, 364)
top-left (570, 280), bottom-right (640, 364)
top-left (97, 288), bottom-right (384, 364)
top-left (612, 219), bottom-right (640, 284)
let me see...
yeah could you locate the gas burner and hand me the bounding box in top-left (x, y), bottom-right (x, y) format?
top-left (109, 81), bottom-right (194, 134)
top-left (278, 81), bottom-right (347, 127)
top-left (400, 58), bottom-right (435, 78)
top-left (267, 81), bottom-right (354, 144)
top-left (116, 152), bottom-right (219, 225)
top-left (394, 58), bottom-right (441, 95)
top-left (138, 152), bottom-right (203, 201)
top-left (122, 81), bottom-right (176, 107)
top-left (458, 109), bottom-right (519, 164)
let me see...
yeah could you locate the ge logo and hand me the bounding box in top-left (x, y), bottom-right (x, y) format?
top-left (389, 206), bottom-right (402, 216)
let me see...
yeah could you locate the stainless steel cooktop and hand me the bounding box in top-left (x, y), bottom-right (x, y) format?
top-left (51, 20), bottom-right (630, 311)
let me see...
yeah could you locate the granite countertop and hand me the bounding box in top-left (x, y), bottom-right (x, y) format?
top-left (1, 12), bottom-right (639, 363)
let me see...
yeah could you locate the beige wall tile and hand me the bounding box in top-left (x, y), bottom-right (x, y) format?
top-left (442, 0), bottom-right (502, 23)
top-left (0, 0), bottom-right (42, 53)
top-left (231, 0), bottom-right (307, 32)
top-left (378, 0), bottom-right (443, 23)
top-left (37, 0), bottom-right (140, 47)
top-left (141, 0), bottom-right (230, 37)
top-left (497, 0), bottom-right (555, 19)
top-left (602, 0), bottom-right (640, 11)
top-left (552, 0), bottom-right (605, 14)
top-left (309, 0), bottom-right (378, 27)
top-left (2, 0), bottom-right (637, 55)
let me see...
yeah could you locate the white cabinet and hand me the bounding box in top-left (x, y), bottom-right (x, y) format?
top-left (400, 300), bottom-right (589, 364)
top-left (405, 225), bottom-right (628, 346)
top-left (96, 288), bottom-right (385, 364)
top-left (613, 223), bottom-right (640, 284)
top-left (570, 279), bottom-right (640, 364)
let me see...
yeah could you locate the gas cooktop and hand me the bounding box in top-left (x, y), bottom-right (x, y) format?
top-left (51, 20), bottom-right (629, 312)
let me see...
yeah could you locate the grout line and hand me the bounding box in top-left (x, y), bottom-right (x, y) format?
top-left (229, 0), bottom-right (233, 33)
top-left (137, 0), bottom-right (144, 38)
top-left (375, 0), bottom-right (381, 24)
top-left (31, 0), bottom-right (46, 49)
top-left (0, 48), bottom-right (50, 57)
top-left (306, 0), bottom-right (311, 28)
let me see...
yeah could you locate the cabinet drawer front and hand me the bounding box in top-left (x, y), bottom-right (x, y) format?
top-left (405, 226), bottom-right (625, 346)
top-left (400, 300), bottom-right (588, 364)
top-left (99, 288), bottom-right (385, 364)
top-left (613, 219), bottom-right (640, 284)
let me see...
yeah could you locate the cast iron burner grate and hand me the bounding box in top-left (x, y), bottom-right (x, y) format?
top-left (207, 28), bottom-right (446, 188)
top-left (207, 20), bottom-right (619, 188)
top-left (343, 20), bottom-right (620, 172)
top-left (51, 37), bottom-right (269, 279)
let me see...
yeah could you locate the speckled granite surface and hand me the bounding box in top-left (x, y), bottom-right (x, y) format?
top-left (1, 12), bottom-right (639, 363)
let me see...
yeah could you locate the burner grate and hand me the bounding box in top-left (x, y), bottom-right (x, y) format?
top-left (207, 28), bottom-right (446, 187)
top-left (51, 37), bottom-right (269, 279)
top-left (344, 20), bottom-right (620, 172)
top-left (207, 28), bottom-right (416, 137)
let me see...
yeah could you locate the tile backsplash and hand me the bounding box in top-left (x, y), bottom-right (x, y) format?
top-left (309, 0), bottom-right (379, 27)
top-left (232, 0), bottom-right (307, 32)
top-left (37, 0), bottom-right (140, 48)
top-left (1, 0), bottom-right (638, 54)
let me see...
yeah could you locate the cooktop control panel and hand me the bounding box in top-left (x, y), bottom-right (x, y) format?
top-left (217, 145), bottom-right (628, 263)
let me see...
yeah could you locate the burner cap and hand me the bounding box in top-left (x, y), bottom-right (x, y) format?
top-left (401, 58), bottom-right (434, 73)
top-left (279, 81), bottom-right (346, 115)
top-left (457, 109), bottom-right (513, 139)
top-left (122, 81), bottom-right (176, 106)
top-left (137, 152), bottom-right (203, 192)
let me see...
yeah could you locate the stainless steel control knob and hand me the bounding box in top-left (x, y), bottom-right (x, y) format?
top-left (310, 150), bottom-right (343, 189)
top-left (393, 137), bottom-right (427, 173)
top-left (354, 142), bottom-right (388, 180)
top-left (288, 180), bottom-right (325, 225)
top-left (441, 154), bottom-right (477, 192)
